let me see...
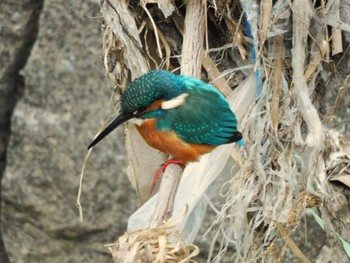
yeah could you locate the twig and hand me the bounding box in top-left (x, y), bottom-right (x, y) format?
top-left (330, 1), bottom-right (343, 55)
top-left (202, 54), bottom-right (232, 97)
top-left (145, 20), bottom-right (171, 70)
top-left (271, 35), bottom-right (284, 136)
top-left (172, 11), bottom-right (234, 96)
top-left (77, 149), bottom-right (92, 222)
top-left (150, 164), bottom-right (184, 227)
top-left (142, 2), bottom-right (163, 58)
top-left (259, 0), bottom-right (272, 45)
top-left (292, 0), bottom-right (324, 148)
top-left (276, 223), bottom-right (312, 263)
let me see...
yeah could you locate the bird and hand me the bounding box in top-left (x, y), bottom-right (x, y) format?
top-left (88, 70), bottom-right (242, 168)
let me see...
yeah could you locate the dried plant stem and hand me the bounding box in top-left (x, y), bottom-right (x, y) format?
top-left (150, 164), bottom-right (184, 227)
top-left (259, 0), bottom-right (272, 44)
top-left (271, 35), bottom-right (283, 136)
top-left (142, 3), bottom-right (163, 58)
top-left (292, 0), bottom-right (323, 148)
top-left (181, 0), bottom-right (206, 78)
top-left (172, 13), bottom-right (232, 96)
top-left (331, 1), bottom-right (343, 55)
top-left (276, 223), bottom-right (312, 263)
top-left (202, 54), bottom-right (232, 97)
top-left (145, 20), bottom-right (171, 70)
top-left (77, 149), bottom-right (92, 222)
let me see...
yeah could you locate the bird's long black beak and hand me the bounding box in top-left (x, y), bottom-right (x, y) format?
top-left (87, 112), bottom-right (134, 149)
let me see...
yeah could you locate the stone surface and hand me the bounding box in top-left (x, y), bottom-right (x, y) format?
top-left (1, 0), bottom-right (137, 262)
top-left (0, 0), bottom-right (44, 262)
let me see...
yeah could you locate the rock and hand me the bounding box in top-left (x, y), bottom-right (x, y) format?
top-left (1, 1), bottom-right (137, 262)
top-left (0, 0), bottom-right (44, 262)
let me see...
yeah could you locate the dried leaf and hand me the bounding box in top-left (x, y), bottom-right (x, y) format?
top-left (271, 35), bottom-right (284, 136)
top-left (158, 0), bottom-right (175, 18)
top-left (125, 124), bottom-right (167, 203)
top-left (260, 0), bottom-right (272, 44)
top-left (330, 174), bottom-right (350, 188)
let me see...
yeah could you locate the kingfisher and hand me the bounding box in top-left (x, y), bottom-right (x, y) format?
top-left (88, 70), bottom-right (242, 167)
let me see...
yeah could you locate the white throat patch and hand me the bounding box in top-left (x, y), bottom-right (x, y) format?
top-left (161, 93), bottom-right (189, 110)
top-left (128, 118), bottom-right (144, 126)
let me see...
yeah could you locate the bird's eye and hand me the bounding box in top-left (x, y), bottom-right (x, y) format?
top-left (133, 106), bottom-right (147, 116)
top-left (139, 106), bottom-right (147, 112)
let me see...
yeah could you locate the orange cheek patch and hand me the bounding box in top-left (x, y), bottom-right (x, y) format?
top-left (145, 99), bottom-right (164, 111)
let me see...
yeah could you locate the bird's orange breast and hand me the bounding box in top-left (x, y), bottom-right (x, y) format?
top-left (135, 119), bottom-right (215, 163)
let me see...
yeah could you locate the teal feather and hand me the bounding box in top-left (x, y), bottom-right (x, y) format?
top-left (122, 70), bottom-right (184, 113)
top-left (126, 70), bottom-right (242, 146)
top-left (158, 101), bottom-right (240, 146)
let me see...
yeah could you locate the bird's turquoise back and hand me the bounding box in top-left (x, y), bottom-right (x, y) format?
top-left (133, 71), bottom-right (241, 146)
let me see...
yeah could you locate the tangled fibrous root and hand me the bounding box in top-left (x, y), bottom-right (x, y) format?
top-left (106, 222), bottom-right (199, 263)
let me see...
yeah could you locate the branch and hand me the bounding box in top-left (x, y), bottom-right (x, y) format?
top-left (181, 0), bottom-right (206, 78)
top-left (150, 164), bottom-right (184, 227)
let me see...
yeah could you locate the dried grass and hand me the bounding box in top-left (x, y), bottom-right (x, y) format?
top-left (106, 221), bottom-right (199, 263)
top-left (95, 0), bottom-right (350, 262)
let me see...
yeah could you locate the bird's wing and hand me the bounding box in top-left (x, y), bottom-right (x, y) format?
top-left (157, 87), bottom-right (242, 146)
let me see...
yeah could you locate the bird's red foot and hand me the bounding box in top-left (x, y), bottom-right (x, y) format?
top-left (150, 159), bottom-right (186, 194)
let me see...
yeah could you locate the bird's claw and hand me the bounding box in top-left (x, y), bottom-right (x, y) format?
top-left (150, 159), bottom-right (186, 194)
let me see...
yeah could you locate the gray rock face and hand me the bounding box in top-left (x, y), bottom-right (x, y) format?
top-left (0, 0), bottom-right (44, 262)
top-left (1, 1), bottom-right (137, 262)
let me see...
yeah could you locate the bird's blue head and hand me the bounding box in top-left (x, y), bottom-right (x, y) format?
top-left (121, 70), bottom-right (184, 114)
top-left (88, 70), bottom-right (185, 149)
